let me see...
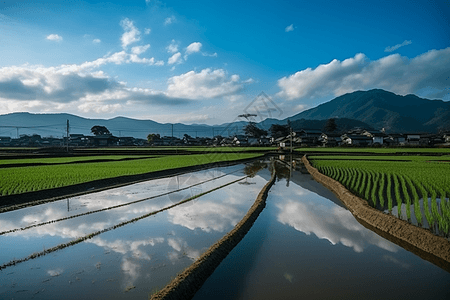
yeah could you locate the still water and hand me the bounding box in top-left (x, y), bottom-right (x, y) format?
top-left (194, 161), bottom-right (450, 300)
top-left (0, 163), bottom-right (270, 299)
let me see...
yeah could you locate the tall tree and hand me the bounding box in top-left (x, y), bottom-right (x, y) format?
top-left (244, 122), bottom-right (268, 138)
top-left (323, 118), bottom-right (337, 132)
top-left (91, 125), bottom-right (111, 136)
top-left (269, 124), bottom-right (290, 138)
top-left (147, 133), bottom-right (160, 143)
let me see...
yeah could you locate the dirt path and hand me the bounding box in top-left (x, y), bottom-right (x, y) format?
top-left (0, 155), bottom-right (264, 213)
top-left (150, 167), bottom-right (276, 300)
top-left (302, 155), bottom-right (450, 272)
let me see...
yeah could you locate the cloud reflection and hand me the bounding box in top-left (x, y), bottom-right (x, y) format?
top-left (168, 201), bottom-right (241, 232)
top-left (276, 200), bottom-right (398, 253)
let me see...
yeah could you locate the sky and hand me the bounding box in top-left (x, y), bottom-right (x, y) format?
top-left (0, 0), bottom-right (449, 125)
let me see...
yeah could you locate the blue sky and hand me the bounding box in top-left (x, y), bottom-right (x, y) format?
top-left (0, 0), bottom-right (449, 125)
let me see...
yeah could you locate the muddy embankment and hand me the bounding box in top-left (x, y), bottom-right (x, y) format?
top-left (302, 155), bottom-right (450, 272)
top-left (150, 168), bottom-right (276, 300)
top-left (0, 155), bottom-right (265, 213)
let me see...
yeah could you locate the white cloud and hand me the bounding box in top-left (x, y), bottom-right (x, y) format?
top-left (277, 47), bottom-right (450, 102)
top-left (46, 34), bottom-right (62, 41)
top-left (167, 68), bottom-right (247, 99)
top-left (164, 15), bottom-right (176, 25)
top-left (285, 24), bottom-right (294, 32)
top-left (166, 40), bottom-right (179, 54)
top-left (144, 28), bottom-right (151, 35)
top-left (186, 42), bottom-right (202, 54)
top-left (131, 44), bottom-right (150, 55)
top-left (385, 40), bottom-right (412, 52)
top-left (184, 42), bottom-right (202, 60)
top-left (92, 39), bottom-right (101, 44)
top-left (120, 18), bottom-right (141, 49)
top-left (168, 52), bottom-right (182, 65)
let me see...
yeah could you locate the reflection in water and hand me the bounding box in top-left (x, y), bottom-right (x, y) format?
top-left (193, 160), bottom-right (450, 300)
top-left (0, 161), bottom-right (270, 300)
top-left (276, 199), bottom-right (398, 253)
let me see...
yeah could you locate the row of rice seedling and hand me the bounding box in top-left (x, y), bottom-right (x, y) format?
top-left (0, 155), bottom-right (154, 166)
top-left (0, 153), bottom-right (261, 196)
top-left (313, 157), bottom-right (450, 236)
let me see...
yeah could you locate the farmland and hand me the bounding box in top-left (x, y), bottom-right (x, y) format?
top-left (311, 155), bottom-right (450, 236)
top-left (0, 153), bottom-right (261, 196)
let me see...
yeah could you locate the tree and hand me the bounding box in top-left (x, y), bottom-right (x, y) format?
top-left (323, 118), bottom-right (337, 132)
top-left (243, 122), bottom-right (268, 138)
top-left (91, 125), bottom-right (111, 136)
top-left (147, 133), bottom-right (160, 143)
top-left (269, 124), bottom-right (290, 138)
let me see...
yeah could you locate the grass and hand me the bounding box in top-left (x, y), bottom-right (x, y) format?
top-left (75, 146), bottom-right (277, 152)
top-left (0, 155), bottom-right (155, 165)
top-left (299, 147), bottom-right (450, 154)
top-left (0, 153), bottom-right (261, 196)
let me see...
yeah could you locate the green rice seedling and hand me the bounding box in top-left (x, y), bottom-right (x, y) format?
top-left (404, 175), bottom-right (422, 226)
top-left (399, 175), bottom-right (411, 222)
top-left (364, 171), bottom-right (372, 205)
top-left (357, 170), bottom-right (367, 198)
top-left (386, 173), bottom-right (393, 213)
top-left (378, 172), bottom-right (385, 208)
top-left (370, 171), bottom-right (380, 207)
top-left (416, 181), bottom-right (434, 231)
top-left (392, 174), bottom-right (403, 218)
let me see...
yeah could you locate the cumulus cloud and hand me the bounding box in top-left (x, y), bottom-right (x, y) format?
top-left (0, 53), bottom-right (189, 115)
top-left (131, 44), bottom-right (150, 55)
top-left (144, 28), bottom-right (151, 35)
top-left (186, 42), bottom-right (202, 54)
top-left (385, 40), bottom-right (412, 52)
top-left (167, 68), bottom-right (248, 99)
top-left (120, 18), bottom-right (141, 48)
top-left (168, 52), bottom-right (182, 65)
top-left (285, 24), bottom-right (294, 32)
top-left (166, 40), bottom-right (179, 54)
top-left (164, 15), bottom-right (176, 25)
top-left (92, 38), bottom-right (101, 44)
top-left (277, 47), bottom-right (450, 102)
top-left (46, 34), bottom-right (62, 41)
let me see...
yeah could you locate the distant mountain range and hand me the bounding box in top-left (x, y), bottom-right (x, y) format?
top-left (1, 89), bottom-right (448, 139)
top-left (287, 89), bottom-right (450, 133)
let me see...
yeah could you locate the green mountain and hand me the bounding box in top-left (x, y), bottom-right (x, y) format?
top-left (288, 89), bottom-right (450, 133)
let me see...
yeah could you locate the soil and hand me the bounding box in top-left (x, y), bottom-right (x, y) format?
top-left (302, 155), bottom-right (450, 272)
top-left (150, 167), bottom-right (276, 300)
top-left (0, 155), bottom-right (264, 213)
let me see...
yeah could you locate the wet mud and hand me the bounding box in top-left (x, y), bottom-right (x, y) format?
top-left (302, 155), bottom-right (450, 272)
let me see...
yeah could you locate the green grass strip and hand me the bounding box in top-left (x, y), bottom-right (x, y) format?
top-left (0, 153), bottom-right (260, 196)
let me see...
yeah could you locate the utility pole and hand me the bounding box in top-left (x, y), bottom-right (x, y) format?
top-left (16, 127), bottom-right (19, 138)
top-left (66, 119), bottom-right (70, 152)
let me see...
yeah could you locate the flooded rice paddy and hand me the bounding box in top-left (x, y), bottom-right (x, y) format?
top-left (0, 164), bottom-right (269, 299)
top-left (193, 161), bottom-right (450, 300)
top-left (1, 159), bottom-right (449, 299)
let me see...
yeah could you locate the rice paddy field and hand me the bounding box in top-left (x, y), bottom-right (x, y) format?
top-left (311, 154), bottom-right (450, 236)
top-left (0, 153), bottom-right (261, 196)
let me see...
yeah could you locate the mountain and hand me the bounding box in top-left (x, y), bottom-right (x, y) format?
top-left (1, 89), bottom-right (448, 139)
top-left (0, 113), bottom-right (238, 139)
top-left (288, 89), bottom-right (450, 133)
top-left (290, 118), bottom-right (374, 133)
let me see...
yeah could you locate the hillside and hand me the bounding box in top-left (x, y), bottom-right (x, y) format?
top-left (289, 89), bottom-right (450, 133)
